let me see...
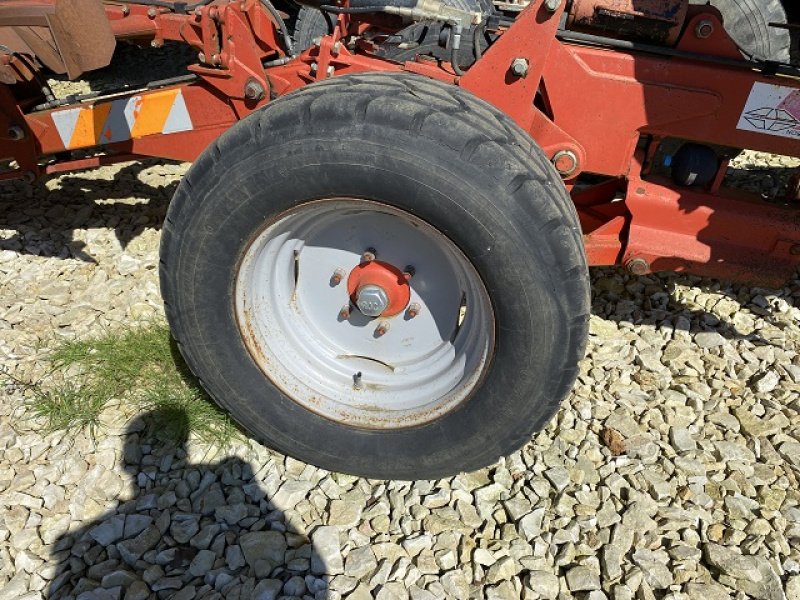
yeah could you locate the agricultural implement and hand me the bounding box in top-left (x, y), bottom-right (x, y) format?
top-left (1, 0), bottom-right (798, 478)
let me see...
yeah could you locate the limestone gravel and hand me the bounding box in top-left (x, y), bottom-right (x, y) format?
top-left (1, 47), bottom-right (800, 600)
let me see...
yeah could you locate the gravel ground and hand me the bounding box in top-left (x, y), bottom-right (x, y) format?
top-left (2, 46), bottom-right (800, 600)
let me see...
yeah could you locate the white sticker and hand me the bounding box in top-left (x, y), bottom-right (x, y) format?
top-left (737, 82), bottom-right (800, 140)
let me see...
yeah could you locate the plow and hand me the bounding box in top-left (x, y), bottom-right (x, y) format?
top-left (1, 0), bottom-right (799, 478)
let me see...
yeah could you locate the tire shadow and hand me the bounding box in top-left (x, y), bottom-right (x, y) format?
top-left (44, 408), bottom-right (334, 600)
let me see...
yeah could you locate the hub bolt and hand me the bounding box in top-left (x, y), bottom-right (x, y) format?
top-left (357, 284), bottom-right (389, 317)
top-left (407, 303), bottom-right (421, 319)
top-left (375, 321), bottom-right (390, 337)
top-left (339, 304), bottom-right (351, 320)
top-left (361, 247), bottom-right (377, 263)
top-left (331, 268), bottom-right (347, 285)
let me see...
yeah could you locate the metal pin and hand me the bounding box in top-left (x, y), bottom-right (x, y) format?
top-left (407, 303), bottom-right (421, 319)
top-left (375, 321), bottom-right (390, 337)
top-left (339, 304), bottom-right (351, 320)
top-left (331, 268), bottom-right (347, 285)
top-left (353, 371), bottom-right (363, 390)
top-left (362, 247), bottom-right (377, 263)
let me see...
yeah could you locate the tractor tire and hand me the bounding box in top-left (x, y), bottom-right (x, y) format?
top-left (690, 0), bottom-right (791, 63)
top-left (160, 73), bottom-right (589, 480)
top-left (292, 6), bottom-right (332, 52)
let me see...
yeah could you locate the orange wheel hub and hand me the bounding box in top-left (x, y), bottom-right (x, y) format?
top-left (347, 260), bottom-right (411, 317)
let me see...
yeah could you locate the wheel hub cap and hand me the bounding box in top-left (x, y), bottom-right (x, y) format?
top-left (347, 260), bottom-right (410, 317)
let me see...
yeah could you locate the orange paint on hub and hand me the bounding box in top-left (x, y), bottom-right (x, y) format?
top-left (347, 260), bottom-right (411, 317)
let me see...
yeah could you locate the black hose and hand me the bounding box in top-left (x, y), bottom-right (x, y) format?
top-left (260, 0), bottom-right (297, 57)
top-left (472, 22), bottom-right (484, 60)
top-left (449, 23), bottom-right (463, 75)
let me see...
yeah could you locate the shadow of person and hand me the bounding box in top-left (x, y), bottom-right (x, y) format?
top-left (45, 408), bottom-right (331, 600)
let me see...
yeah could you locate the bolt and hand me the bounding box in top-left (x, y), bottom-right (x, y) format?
top-left (150, 39), bottom-right (163, 48)
top-left (121, 4), bottom-right (130, 15)
top-left (7, 126), bottom-right (24, 141)
top-left (312, 36), bottom-right (322, 47)
top-left (244, 79), bottom-right (266, 101)
top-left (339, 304), bottom-right (351, 320)
top-left (357, 285), bottom-right (389, 317)
top-left (552, 149), bottom-right (579, 178)
top-left (194, 6), bottom-right (203, 17)
top-left (310, 62), bottom-right (318, 73)
top-left (625, 257), bottom-right (650, 276)
top-left (361, 247), bottom-right (377, 263)
top-left (544, 0), bottom-right (561, 11)
top-left (331, 268), bottom-right (347, 285)
top-left (332, 41), bottom-right (342, 55)
top-left (695, 19), bottom-right (714, 39)
top-left (375, 321), bottom-right (390, 337)
top-left (210, 54), bottom-right (220, 65)
top-left (403, 265), bottom-right (416, 279)
top-left (198, 52), bottom-right (206, 63)
top-left (147, 7), bottom-right (157, 17)
top-left (353, 371), bottom-right (363, 390)
top-left (326, 65), bottom-right (335, 77)
top-left (407, 303), bottom-right (421, 319)
top-left (510, 58), bottom-right (529, 78)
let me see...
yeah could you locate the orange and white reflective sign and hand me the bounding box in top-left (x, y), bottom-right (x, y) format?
top-left (51, 88), bottom-right (193, 150)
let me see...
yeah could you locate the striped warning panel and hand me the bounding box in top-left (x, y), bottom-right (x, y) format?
top-left (51, 88), bottom-right (193, 150)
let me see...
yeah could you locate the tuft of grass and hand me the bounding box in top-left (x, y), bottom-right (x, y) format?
top-left (11, 321), bottom-right (240, 448)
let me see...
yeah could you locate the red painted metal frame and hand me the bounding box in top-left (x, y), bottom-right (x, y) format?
top-left (0, 0), bottom-right (798, 286)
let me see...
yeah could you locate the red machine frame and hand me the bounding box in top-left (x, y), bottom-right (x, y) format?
top-left (0, 0), bottom-right (798, 286)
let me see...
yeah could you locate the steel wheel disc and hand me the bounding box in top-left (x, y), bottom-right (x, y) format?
top-left (235, 198), bottom-right (495, 429)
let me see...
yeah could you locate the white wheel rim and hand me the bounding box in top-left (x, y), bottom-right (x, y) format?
top-left (235, 198), bottom-right (495, 429)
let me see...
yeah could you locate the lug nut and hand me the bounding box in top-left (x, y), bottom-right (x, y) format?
top-left (625, 257), bottom-right (650, 276)
top-left (361, 247), bottom-right (377, 263)
top-left (331, 268), bottom-right (347, 285)
top-left (375, 321), bottom-right (390, 337)
top-left (339, 304), bottom-right (351, 320)
top-left (407, 303), bottom-right (421, 319)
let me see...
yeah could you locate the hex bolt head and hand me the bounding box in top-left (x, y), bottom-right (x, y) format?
top-left (361, 247), bottom-right (377, 263)
top-left (544, 0), bottom-right (561, 11)
top-left (7, 126), bottom-right (24, 141)
top-left (407, 303), bottom-right (421, 319)
top-left (510, 58), bottom-right (529, 78)
top-left (147, 7), bottom-right (157, 17)
top-left (244, 79), bottom-right (266, 101)
top-left (375, 321), bottom-right (390, 337)
top-left (695, 20), bottom-right (714, 39)
top-left (326, 66), bottom-right (335, 77)
top-left (331, 268), bottom-right (347, 285)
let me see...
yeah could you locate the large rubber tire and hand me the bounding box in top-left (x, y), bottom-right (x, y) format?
top-left (292, 6), bottom-right (332, 52)
top-left (690, 0), bottom-right (790, 63)
top-left (160, 73), bottom-right (589, 480)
